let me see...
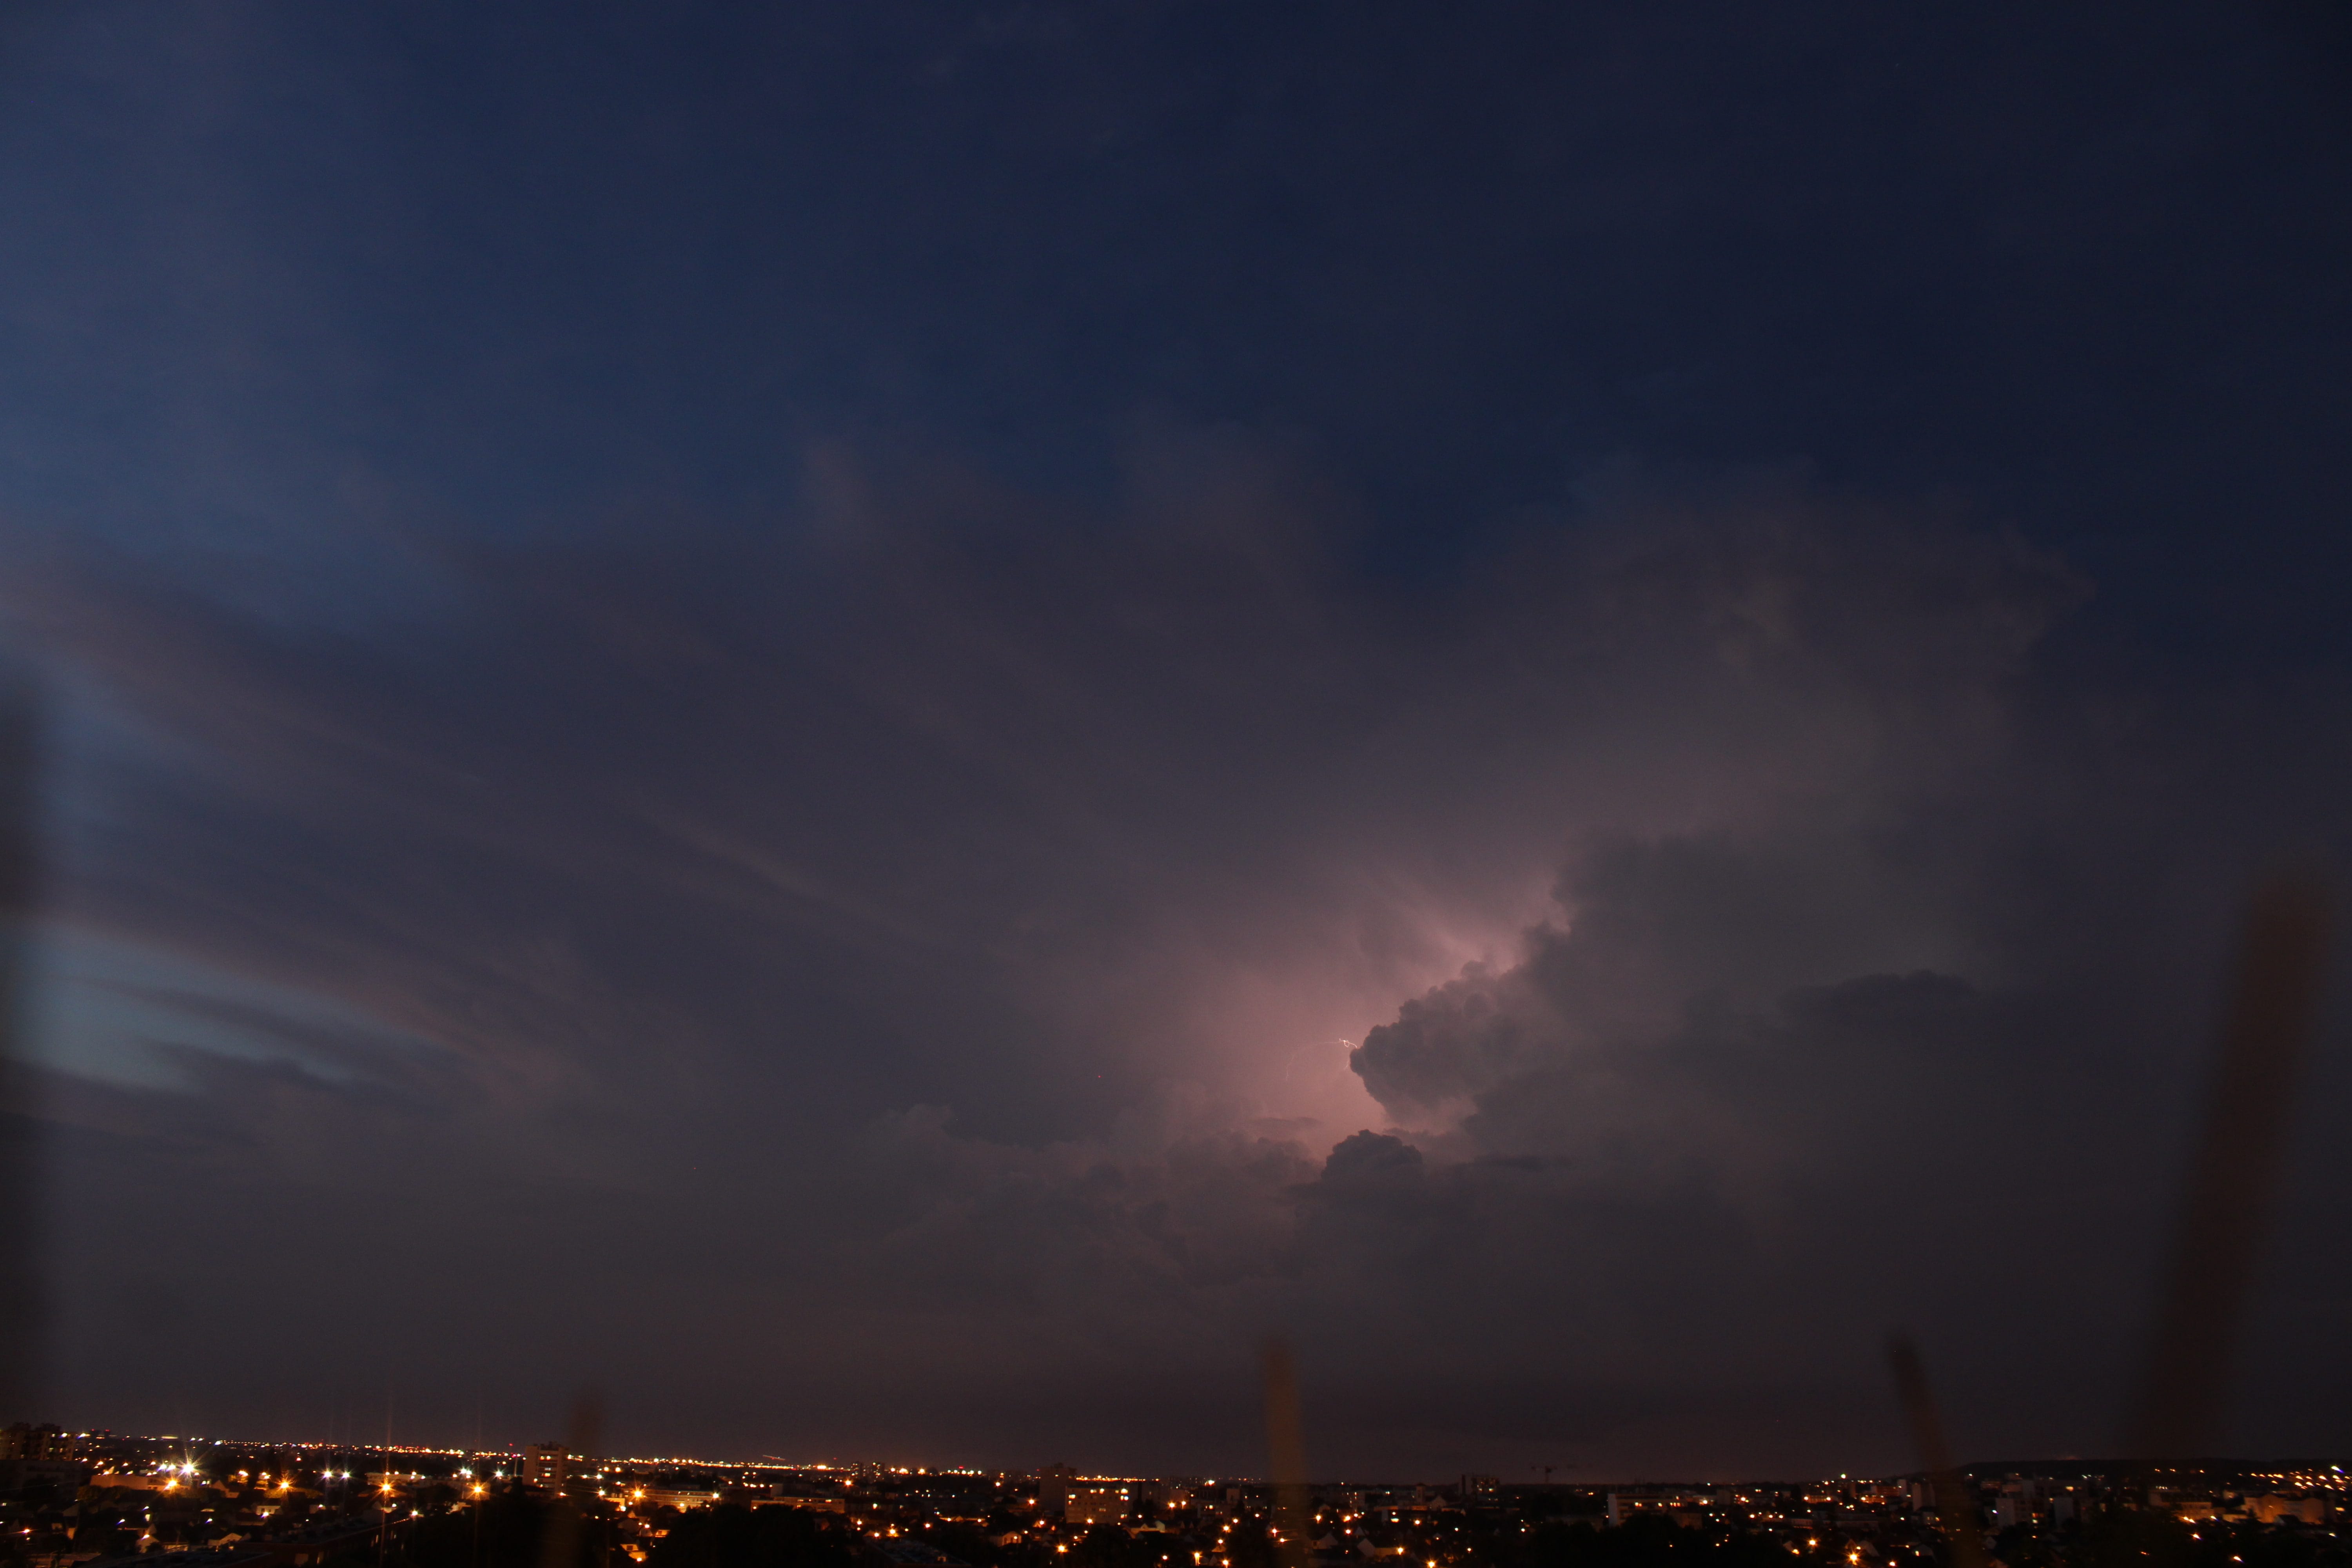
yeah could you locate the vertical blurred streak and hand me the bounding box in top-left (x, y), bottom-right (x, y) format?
top-left (1261, 1339), bottom-right (1310, 1568)
top-left (1884, 1336), bottom-right (1984, 1568)
top-left (540, 1391), bottom-right (603, 1568)
top-left (0, 668), bottom-right (43, 1420)
top-left (2127, 877), bottom-right (2332, 1464)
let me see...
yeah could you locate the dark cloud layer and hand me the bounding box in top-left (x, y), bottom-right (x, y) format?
top-left (3, 0), bottom-right (2352, 1484)
top-left (13, 473), bottom-right (2352, 1480)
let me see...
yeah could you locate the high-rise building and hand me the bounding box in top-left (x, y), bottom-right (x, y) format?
top-left (0, 1424), bottom-right (70, 1460)
top-left (523, 1445), bottom-right (568, 1491)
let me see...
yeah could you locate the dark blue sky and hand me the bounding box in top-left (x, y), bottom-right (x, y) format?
top-left (4, 1), bottom-right (2352, 1479)
top-left (12, 4), bottom-right (2352, 627)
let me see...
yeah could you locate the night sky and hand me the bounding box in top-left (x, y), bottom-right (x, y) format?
top-left (5, 1), bottom-right (2352, 1482)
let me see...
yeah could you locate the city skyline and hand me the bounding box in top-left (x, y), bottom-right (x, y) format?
top-left (14, 1425), bottom-right (2352, 1491)
top-left (5, 1420), bottom-right (2348, 1568)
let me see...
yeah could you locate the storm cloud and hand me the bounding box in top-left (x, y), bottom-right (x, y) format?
top-left (9, 461), bottom-right (2348, 1479)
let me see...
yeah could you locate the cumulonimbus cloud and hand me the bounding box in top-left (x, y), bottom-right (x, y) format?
top-left (3, 451), bottom-right (2346, 1476)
